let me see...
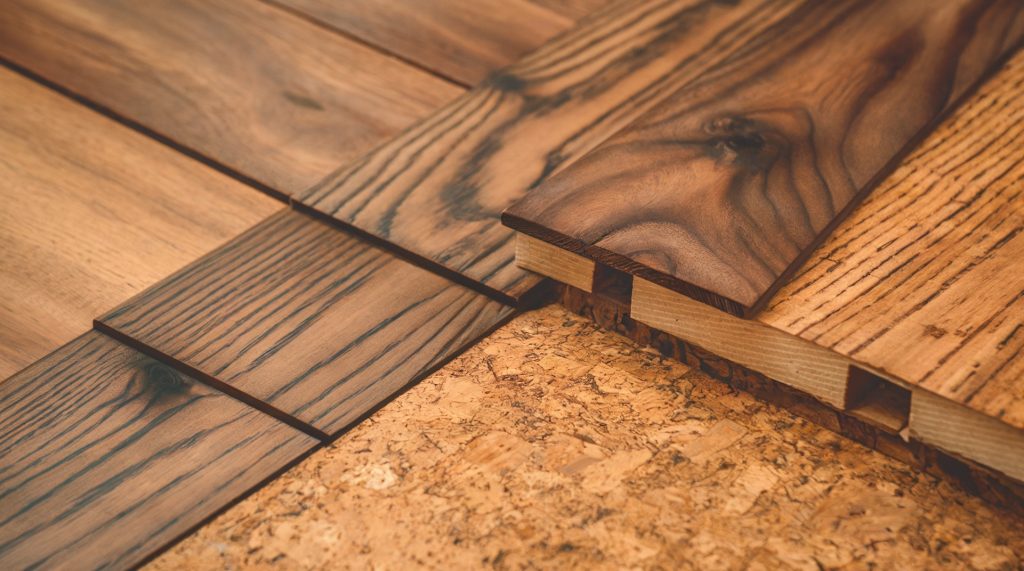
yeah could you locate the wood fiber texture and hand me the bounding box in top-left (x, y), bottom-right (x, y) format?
top-left (504, 0), bottom-right (1024, 316)
top-left (529, 0), bottom-right (619, 20)
top-left (0, 67), bottom-right (278, 380)
top-left (99, 210), bottom-right (513, 436)
top-left (276, 0), bottom-right (572, 86)
top-left (0, 0), bottom-right (461, 196)
top-left (148, 307), bottom-right (1024, 570)
top-left (761, 50), bottom-right (1024, 429)
top-left (298, 0), bottom-right (813, 303)
top-left (0, 331), bottom-right (316, 570)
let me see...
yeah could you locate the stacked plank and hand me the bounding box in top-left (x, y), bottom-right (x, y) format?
top-left (505, 0), bottom-right (1024, 484)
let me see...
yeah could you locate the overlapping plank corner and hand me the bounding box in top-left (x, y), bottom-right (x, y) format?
top-left (503, 1), bottom-right (1024, 486)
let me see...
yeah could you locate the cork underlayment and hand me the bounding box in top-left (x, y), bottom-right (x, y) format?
top-left (150, 306), bottom-right (1024, 570)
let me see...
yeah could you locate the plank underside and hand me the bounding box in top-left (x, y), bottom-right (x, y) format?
top-left (504, 0), bottom-right (1024, 316)
top-left (0, 331), bottom-right (316, 570)
top-left (0, 67), bottom-right (278, 380)
top-left (0, 0), bottom-right (462, 197)
top-left (276, 0), bottom-right (573, 86)
top-left (99, 209), bottom-right (513, 436)
top-left (298, 0), bottom-right (814, 302)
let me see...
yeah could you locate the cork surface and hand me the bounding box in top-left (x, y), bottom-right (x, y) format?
top-left (150, 306), bottom-right (1024, 570)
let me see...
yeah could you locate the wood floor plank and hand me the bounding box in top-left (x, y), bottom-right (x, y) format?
top-left (0, 67), bottom-right (279, 381)
top-left (275, 0), bottom-right (573, 86)
top-left (504, 0), bottom-right (1024, 316)
top-left (0, 331), bottom-right (316, 570)
top-left (760, 50), bottom-right (1024, 430)
top-left (0, 0), bottom-right (462, 197)
top-left (98, 210), bottom-right (513, 436)
top-left (298, 0), bottom-right (811, 303)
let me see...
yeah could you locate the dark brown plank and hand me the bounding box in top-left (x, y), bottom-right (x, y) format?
top-left (0, 0), bottom-right (461, 197)
top-left (276, 0), bottom-right (572, 86)
top-left (504, 0), bottom-right (1024, 316)
top-left (0, 331), bottom-right (316, 570)
top-left (0, 67), bottom-right (279, 380)
top-left (298, 0), bottom-right (805, 303)
top-left (98, 210), bottom-right (513, 436)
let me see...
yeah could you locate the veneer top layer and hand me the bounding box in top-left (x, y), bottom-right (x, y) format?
top-left (99, 210), bottom-right (512, 436)
top-left (504, 0), bottom-right (1024, 316)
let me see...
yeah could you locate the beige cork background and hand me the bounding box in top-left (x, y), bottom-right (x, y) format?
top-left (150, 305), bottom-right (1024, 570)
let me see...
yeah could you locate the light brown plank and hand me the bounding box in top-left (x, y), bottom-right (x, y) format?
top-left (99, 210), bottom-right (513, 436)
top-left (0, 331), bottom-right (316, 570)
top-left (0, 0), bottom-right (462, 197)
top-left (0, 67), bottom-right (279, 380)
top-left (276, 0), bottom-right (572, 86)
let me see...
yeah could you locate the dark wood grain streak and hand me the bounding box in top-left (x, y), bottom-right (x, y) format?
top-left (273, 0), bottom-right (573, 86)
top-left (0, 331), bottom-right (316, 570)
top-left (0, 0), bottom-right (461, 197)
top-left (504, 0), bottom-right (1024, 316)
top-left (99, 210), bottom-right (513, 436)
top-left (298, 0), bottom-right (810, 303)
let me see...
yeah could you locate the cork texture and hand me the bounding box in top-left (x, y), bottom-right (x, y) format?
top-left (150, 306), bottom-right (1024, 570)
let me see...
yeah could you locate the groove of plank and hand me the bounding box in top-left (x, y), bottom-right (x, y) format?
top-left (99, 209), bottom-right (513, 436)
top-left (0, 331), bottom-right (317, 570)
top-left (274, 0), bottom-right (573, 86)
top-left (0, 0), bottom-right (462, 197)
top-left (299, 0), bottom-right (811, 303)
top-left (0, 67), bottom-right (279, 381)
top-left (504, 0), bottom-right (1024, 316)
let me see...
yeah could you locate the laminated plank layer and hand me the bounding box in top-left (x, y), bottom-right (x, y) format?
top-left (504, 0), bottom-right (1024, 316)
top-left (298, 0), bottom-right (818, 303)
top-left (0, 67), bottom-right (277, 380)
top-left (0, 0), bottom-right (461, 197)
top-left (99, 210), bottom-right (513, 437)
top-left (0, 331), bottom-right (316, 570)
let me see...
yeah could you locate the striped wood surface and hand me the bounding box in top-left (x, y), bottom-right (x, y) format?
top-left (298, 0), bottom-right (804, 303)
top-left (99, 209), bottom-right (513, 436)
top-left (0, 67), bottom-right (278, 380)
top-left (0, 331), bottom-right (316, 570)
top-left (0, 0), bottom-right (462, 197)
top-left (276, 0), bottom-right (572, 86)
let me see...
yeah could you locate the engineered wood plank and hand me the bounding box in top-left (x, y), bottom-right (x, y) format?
top-left (275, 0), bottom-right (573, 86)
top-left (0, 0), bottom-right (462, 197)
top-left (0, 331), bottom-right (316, 570)
top-left (0, 67), bottom-right (279, 381)
top-left (504, 0), bottom-right (1024, 316)
top-left (98, 209), bottom-right (513, 436)
top-left (298, 0), bottom-right (822, 303)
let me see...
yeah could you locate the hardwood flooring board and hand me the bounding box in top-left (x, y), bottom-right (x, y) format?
top-left (0, 331), bottom-right (317, 570)
top-left (0, 0), bottom-right (462, 197)
top-left (275, 0), bottom-right (573, 86)
top-left (298, 0), bottom-right (822, 303)
top-left (0, 67), bottom-right (279, 381)
top-left (761, 51), bottom-right (1024, 429)
top-left (99, 210), bottom-right (513, 436)
top-left (504, 0), bottom-right (1024, 316)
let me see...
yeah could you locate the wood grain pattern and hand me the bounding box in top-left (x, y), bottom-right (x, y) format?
top-left (99, 210), bottom-right (513, 436)
top-left (0, 67), bottom-right (279, 381)
top-left (0, 0), bottom-right (462, 197)
top-left (298, 0), bottom-right (811, 303)
top-left (275, 0), bottom-right (572, 86)
top-left (0, 331), bottom-right (316, 570)
top-left (761, 50), bottom-right (1024, 430)
top-left (504, 0), bottom-right (1024, 316)
top-left (529, 0), bottom-right (620, 20)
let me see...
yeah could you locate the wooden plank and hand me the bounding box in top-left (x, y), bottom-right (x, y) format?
top-left (0, 67), bottom-right (279, 381)
top-left (275, 0), bottom-right (572, 86)
top-left (98, 209), bottom-right (513, 436)
top-left (0, 0), bottom-right (462, 197)
top-left (529, 0), bottom-right (620, 20)
top-left (504, 0), bottom-right (1024, 316)
top-left (298, 0), bottom-right (830, 303)
top-left (0, 331), bottom-right (316, 570)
